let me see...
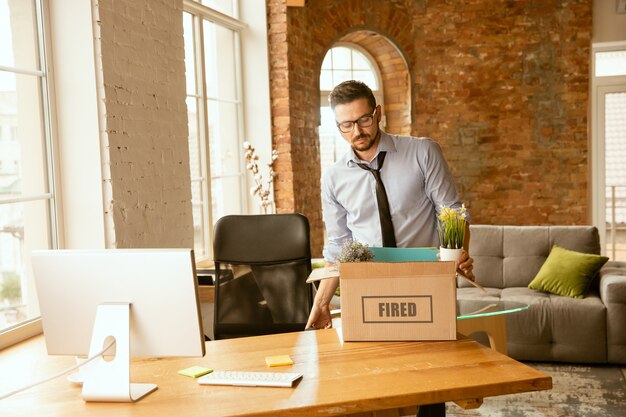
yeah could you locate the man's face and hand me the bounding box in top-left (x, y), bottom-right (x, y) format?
top-left (334, 98), bottom-right (380, 155)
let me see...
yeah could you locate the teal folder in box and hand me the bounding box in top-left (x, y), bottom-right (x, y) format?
top-left (370, 247), bottom-right (439, 262)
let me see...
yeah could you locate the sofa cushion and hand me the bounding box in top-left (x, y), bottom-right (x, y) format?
top-left (469, 226), bottom-right (504, 288)
top-left (528, 245), bottom-right (608, 298)
top-left (457, 286), bottom-right (608, 363)
top-left (467, 225), bottom-right (602, 289)
top-left (548, 226), bottom-right (602, 255)
top-left (504, 288), bottom-right (607, 363)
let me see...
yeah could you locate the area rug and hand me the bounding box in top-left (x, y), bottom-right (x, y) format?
top-left (446, 363), bottom-right (626, 417)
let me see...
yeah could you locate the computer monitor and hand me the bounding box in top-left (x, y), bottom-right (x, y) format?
top-left (31, 249), bottom-right (205, 402)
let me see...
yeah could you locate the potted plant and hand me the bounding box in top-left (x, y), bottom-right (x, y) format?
top-left (437, 204), bottom-right (467, 262)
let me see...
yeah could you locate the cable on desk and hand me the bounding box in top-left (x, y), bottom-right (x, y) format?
top-left (0, 339), bottom-right (116, 401)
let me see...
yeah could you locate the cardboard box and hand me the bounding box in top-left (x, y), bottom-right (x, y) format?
top-left (339, 261), bottom-right (457, 342)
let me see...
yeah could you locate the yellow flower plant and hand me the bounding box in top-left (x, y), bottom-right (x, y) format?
top-left (437, 204), bottom-right (467, 249)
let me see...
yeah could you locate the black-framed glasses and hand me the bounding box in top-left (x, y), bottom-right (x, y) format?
top-left (336, 110), bottom-right (377, 133)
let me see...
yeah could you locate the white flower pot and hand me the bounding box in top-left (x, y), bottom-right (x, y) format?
top-left (439, 247), bottom-right (463, 264)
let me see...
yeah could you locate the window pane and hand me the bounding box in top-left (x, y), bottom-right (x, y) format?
top-left (332, 47), bottom-right (351, 70)
top-left (333, 70), bottom-right (352, 86)
top-left (187, 95), bottom-right (207, 259)
top-left (0, 200), bottom-right (50, 331)
top-left (319, 106), bottom-right (350, 183)
top-left (203, 21), bottom-right (237, 102)
top-left (324, 46), bottom-right (381, 91)
top-left (183, 13), bottom-right (196, 95)
top-left (320, 69), bottom-right (333, 91)
top-left (207, 99), bottom-right (240, 178)
top-left (0, 72), bottom-right (48, 199)
top-left (353, 70), bottom-right (378, 89)
top-left (605, 91), bottom-right (626, 195)
top-left (596, 50), bottom-right (626, 77)
top-left (186, 97), bottom-right (202, 178)
top-left (200, 0), bottom-right (236, 18)
top-left (0, 0), bottom-right (40, 70)
top-left (605, 92), bottom-right (626, 261)
top-left (321, 51), bottom-right (332, 70)
top-left (211, 176), bottom-right (242, 220)
top-left (351, 50), bottom-right (370, 70)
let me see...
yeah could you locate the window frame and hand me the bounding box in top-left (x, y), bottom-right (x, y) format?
top-left (183, 0), bottom-right (248, 261)
top-left (0, 0), bottom-right (59, 348)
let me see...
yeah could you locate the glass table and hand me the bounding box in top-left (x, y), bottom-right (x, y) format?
top-left (456, 300), bottom-right (529, 354)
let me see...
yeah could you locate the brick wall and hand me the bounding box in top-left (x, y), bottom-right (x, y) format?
top-left (268, 0), bottom-right (326, 256)
top-left (412, 0), bottom-right (591, 225)
top-left (270, 0), bottom-right (592, 255)
top-left (96, 0), bottom-right (193, 248)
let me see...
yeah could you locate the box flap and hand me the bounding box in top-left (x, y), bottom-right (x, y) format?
top-left (306, 266), bottom-right (340, 283)
top-left (339, 261), bottom-right (456, 279)
top-left (370, 247), bottom-right (439, 262)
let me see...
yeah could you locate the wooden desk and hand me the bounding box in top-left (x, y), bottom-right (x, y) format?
top-left (0, 330), bottom-right (551, 417)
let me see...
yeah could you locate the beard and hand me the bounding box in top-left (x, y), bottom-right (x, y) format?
top-left (350, 131), bottom-right (378, 152)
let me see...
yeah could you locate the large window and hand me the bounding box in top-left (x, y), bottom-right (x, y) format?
top-left (592, 44), bottom-right (626, 261)
top-left (183, 0), bottom-right (247, 260)
top-left (0, 0), bottom-right (57, 336)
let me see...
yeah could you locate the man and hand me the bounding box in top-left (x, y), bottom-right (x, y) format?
top-left (306, 80), bottom-right (474, 331)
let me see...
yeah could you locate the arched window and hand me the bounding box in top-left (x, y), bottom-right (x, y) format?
top-left (319, 45), bottom-right (383, 180)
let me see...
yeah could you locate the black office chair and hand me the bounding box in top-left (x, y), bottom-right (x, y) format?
top-left (212, 213), bottom-right (314, 340)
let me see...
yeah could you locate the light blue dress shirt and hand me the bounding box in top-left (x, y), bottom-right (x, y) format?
top-left (322, 131), bottom-right (469, 262)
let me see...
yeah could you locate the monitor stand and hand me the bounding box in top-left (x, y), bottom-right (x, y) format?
top-left (81, 302), bottom-right (157, 402)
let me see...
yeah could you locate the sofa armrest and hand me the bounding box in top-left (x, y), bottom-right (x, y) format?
top-left (599, 261), bottom-right (626, 364)
top-left (599, 262), bottom-right (626, 304)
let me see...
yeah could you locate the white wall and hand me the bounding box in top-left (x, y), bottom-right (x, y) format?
top-left (240, 0), bottom-right (274, 214)
top-left (48, 0), bottom-right (107, 249)
top-left (593, 0), bottom-right (626, 43)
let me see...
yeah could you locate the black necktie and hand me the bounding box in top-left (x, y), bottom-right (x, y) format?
top-left (357, 152), bottom-right (396, 247)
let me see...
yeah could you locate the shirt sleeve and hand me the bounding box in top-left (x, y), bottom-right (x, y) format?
top-left (321, 168), bottom-right (352, 262)
top-left (420, 139), bottom-right (471, 224)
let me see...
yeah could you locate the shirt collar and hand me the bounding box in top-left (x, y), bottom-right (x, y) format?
top-left (346, 131), bottom-right (397, 167)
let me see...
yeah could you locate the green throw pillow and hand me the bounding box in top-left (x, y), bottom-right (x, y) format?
top-left (528, 245), bottom-right (609, 299)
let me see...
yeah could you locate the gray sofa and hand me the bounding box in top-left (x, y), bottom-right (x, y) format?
top-left (458, 225), bottom-right (626, 365)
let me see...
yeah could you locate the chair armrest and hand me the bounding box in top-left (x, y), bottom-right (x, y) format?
top-left (599, 262), bottom-right (626, 304)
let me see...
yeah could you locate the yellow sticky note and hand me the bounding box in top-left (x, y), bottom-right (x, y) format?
top-left (265, 355), bottom-right (293, 367)
top-left (178, 366), bottom-right (212, 378)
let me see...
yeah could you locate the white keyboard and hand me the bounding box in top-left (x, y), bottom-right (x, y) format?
top-left (197, 370), bottom-right (303, 388)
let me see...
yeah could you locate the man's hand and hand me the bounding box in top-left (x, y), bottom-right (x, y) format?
top-left (305, 275), bottom-right (339, 330)
top-left (458, 249), bottom-right (475, 281)
top-left (305, 303), bottom-right (332, 330)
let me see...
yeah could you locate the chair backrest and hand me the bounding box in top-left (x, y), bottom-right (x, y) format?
top-left (212, 213), bottom-right (313, 339)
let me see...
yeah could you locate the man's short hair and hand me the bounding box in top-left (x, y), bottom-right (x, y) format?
top-left (329, 80), bottom-right (376, 110)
